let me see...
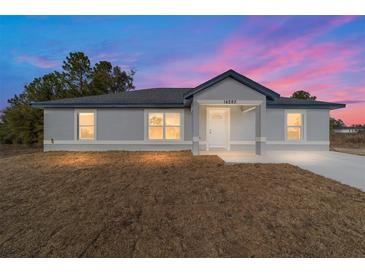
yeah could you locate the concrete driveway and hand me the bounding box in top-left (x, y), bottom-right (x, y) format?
top-left (217, 151), bottom-right (365, 191)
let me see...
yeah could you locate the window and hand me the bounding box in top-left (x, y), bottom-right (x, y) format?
top-left (286, 113), bottom-right (303, 141)
top-left (165, 113), bottom-right (181, 139)
top-left (148, 113), bottom-right (164, 140)
top-left (78, 112), bottom-right (95, 140)
top-left (148, 112), bottom-right (181, 140)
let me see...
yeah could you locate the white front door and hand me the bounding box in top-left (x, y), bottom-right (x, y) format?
top-left (207, 108), bottom-right (229, 150)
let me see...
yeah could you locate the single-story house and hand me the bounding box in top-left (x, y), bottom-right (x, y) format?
top-left (32, 69), bottom-right (345, 155)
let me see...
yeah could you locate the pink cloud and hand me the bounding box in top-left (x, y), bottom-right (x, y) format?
top-left (264, 61), bottom-right (346, 91)
top-left (15, 54), bottom-right (59, 69)
top-left (328, 15), bottom-right (357, 27)
top-left (194, 16), bottom-right (359, 79)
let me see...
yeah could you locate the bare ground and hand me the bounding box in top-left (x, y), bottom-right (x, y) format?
top-left (0, 144), bottom-right (42, 158)
top-left (0, 149), bottom-right (364, 257)
top-left (330, 133), bottom-right (365, 156)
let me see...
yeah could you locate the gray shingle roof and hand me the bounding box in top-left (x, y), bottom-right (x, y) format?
top-left (267, 97), bottom-right (345, 109)
top-left (31, 70), bottom-right (345, 110)
top-left (32, 88), bottom-right (192, 108)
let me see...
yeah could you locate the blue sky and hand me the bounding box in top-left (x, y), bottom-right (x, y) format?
top-left (0, 16), bottom-right (364, 124)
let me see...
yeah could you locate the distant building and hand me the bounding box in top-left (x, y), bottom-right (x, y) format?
top-left (334, 127), bottom-right (363, 134)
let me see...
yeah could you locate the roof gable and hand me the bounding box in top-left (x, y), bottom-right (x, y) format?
top-left (184, 69), bottom-right (280, 100)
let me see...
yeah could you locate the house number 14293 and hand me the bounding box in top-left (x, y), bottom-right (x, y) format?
top-left (224, 99), bottom-right (237, 104)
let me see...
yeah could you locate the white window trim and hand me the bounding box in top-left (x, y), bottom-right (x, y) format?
top-left (74, 109), bottom-right (97, 142)
top-left (284, 109), bottom-right (307, 143)
top-left (144, 109), bottom-right (184, 142)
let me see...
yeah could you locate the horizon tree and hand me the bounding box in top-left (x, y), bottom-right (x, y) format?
top-left (291, 90), bottom-right (317, 100)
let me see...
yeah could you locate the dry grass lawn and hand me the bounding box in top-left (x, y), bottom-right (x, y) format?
top-left (331, 132), bottom-right (365, 156)
top-left (0, 148), bottom-right (364, 257)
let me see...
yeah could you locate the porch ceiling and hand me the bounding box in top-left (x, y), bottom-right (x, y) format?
top-left (199, 104), bottom-right (257, 113)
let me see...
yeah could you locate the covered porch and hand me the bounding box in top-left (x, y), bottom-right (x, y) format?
top-left (191, 100), bottom-right (266, 156)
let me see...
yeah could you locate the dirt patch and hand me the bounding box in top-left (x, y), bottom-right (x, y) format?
top-left (0, 150), bottom-right (364, 257)
top-left (0, 144), bottom-right (42, 158)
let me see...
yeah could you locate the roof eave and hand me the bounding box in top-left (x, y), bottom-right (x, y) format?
top-left (31, 102), bottom-right (187, 109)
top-left (267, 103), bottom-right (346, 110)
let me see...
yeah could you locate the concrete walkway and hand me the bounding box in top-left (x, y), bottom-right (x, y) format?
top-left (215, 151), bottom-right (365, 192)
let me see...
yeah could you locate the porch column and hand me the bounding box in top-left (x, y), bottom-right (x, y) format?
top-left (192, 101), bottom-right (200, 155)
top-left (255, 103), bottom-right (265, 155)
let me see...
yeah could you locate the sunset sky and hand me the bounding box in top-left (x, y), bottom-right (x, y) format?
top-left (0, 16), bottom-right (364, 125)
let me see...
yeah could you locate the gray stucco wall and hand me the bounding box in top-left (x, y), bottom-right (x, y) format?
top-left (198, 105), bottom-right (207, 140)
top-left (44, 109), bottom-right (74, 140)
top-left (265, 109), bottom-right (329, 151)
top-left (231, 106), bottom-right (255, 141)
top-left (44, 144), bottom-right (191, 152)
top-left (97, 109), bottom-right (144, 140)
top-left (194, 77), bottom-right (266, 101)
top-left (307, 110), bottom-right (329, 141)
top-left (184, 109), bottom-right (193, 141)
top-left (266, 109), bottom-right (285, 141)
top-left (97, 108), bottom-right (192, 141)
top-left (44, 107), bottom-right (191, 143)
top-left (266, 108), bottom-right (329, 143)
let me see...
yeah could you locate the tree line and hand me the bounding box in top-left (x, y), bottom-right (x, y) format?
top-left (0, 52), bottom-right (135, 144)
